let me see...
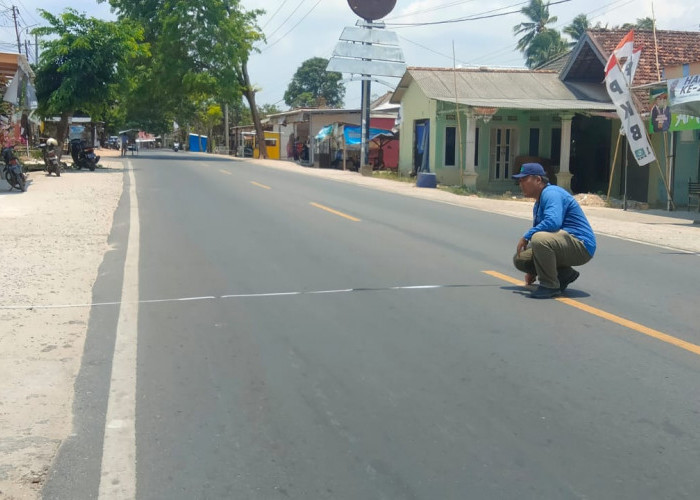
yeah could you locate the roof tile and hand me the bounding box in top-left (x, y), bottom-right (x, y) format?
top-left (587, 29), bottom-right (700, 84)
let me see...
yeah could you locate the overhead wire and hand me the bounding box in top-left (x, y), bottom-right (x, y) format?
top-left (262, 0), bottom-right (323, 51)
top-left (261, 0), bottom-right (291, 30)
top-left (14, 0), bottom-right (41, 26)
top-left (264, 0), bottom-right (309, 40)
top-left (393, 0), bottom-right (643, 68)
top-left (385, 0), bottom-right (570, 28)
top-left (384, 0), bottom-right (483, 21)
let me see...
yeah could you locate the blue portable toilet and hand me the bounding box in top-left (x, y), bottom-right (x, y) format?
top-left (188, 133), bottom-right (208, 152)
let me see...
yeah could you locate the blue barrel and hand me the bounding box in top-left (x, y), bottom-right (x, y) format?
top-left (416, 172), bottom-right (437, 188)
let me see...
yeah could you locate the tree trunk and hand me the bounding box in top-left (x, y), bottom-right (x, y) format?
top-left (56, 111), bottom-right (72, 159)
top-left (241, 60), bottom-right (268, 159)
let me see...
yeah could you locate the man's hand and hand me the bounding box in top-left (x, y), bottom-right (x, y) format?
top-left (516, 237), bottom-right (528, 257)
top-left (524, 273), bottom-right (536, 286)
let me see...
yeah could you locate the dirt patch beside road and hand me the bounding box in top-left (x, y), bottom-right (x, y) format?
top-left (0, 150), bottom-right (123, 499)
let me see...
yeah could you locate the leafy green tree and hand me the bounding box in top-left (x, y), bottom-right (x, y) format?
top-left (513, 0), bottom-right (559, 53)
top-left (563, 14), bottom-right (589, 45)
top-left (197, 104), bottom-right (223, 151)
top-left (284, 57), bottom-right (345, 108)
top-left (230, 98), bottom-right (253, 127)
top-left (32, 8), bottom-right (148, 145)
top-left (100, 0), bottom-right (267, 155)
top-left (526, 30), bottom-right (569, 68)
top-left (258, 103), bottom-right (282, 119)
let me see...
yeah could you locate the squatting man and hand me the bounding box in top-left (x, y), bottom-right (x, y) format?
top-left (512, 163), bottom-right (597, 299)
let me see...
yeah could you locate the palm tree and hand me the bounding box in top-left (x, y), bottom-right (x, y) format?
top-left (526, 30), bottom-right (569, 68)
top-left (620, 17), bottom-right (655, 30)
top-left (563, 14), bottom-right (589, 45)
top-left (513, 0), bottom-right (559, 53)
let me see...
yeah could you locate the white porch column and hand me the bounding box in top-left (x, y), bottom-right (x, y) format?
top-left (557, 113), bottom-right (574, 192)
top-left (462, 112), bottom-right (478, 189)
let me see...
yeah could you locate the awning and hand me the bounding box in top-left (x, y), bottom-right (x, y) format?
top-left (343, 126), bottom-right (394, 145)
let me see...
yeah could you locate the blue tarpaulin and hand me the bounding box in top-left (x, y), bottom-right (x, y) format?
top-left (343, 126), bottom-right (393, 145)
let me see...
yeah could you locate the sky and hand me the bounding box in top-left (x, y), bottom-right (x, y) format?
top-left (2, 0), bottom-right (699, 110)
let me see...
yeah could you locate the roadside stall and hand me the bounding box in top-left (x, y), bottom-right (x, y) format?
top-left (316, 123), bottom-right (396, 171)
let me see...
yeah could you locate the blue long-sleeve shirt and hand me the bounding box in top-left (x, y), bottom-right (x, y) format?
top-left (523, 185), bottom-right (597, 257)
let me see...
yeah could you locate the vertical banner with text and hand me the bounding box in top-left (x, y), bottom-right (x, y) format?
top-left (604, 31), bottom-right (656, 166)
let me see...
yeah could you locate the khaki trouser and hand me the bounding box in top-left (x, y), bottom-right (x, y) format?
top-left (513, 230), bottom-right (592, 289)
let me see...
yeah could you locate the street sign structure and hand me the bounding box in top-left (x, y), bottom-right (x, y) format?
top-left (347, 0), bottom-right (396, 21)
top-left (327, 27), bottom-right (406, 78)
top-left (328, 1), bottom-right (405, 174)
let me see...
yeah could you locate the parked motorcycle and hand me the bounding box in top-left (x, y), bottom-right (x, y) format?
top-left (173, 142), bottom-right (180, 152)
top-left (70, 138), bottom-right (100, 171)
top-left (2, 146), bottom-right (26, 192)
top-left (40, 138), bottom-right (61, 176)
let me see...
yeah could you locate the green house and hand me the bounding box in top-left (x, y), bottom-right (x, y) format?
top-left (390, 67), bottom-right (615, 193)
top-left (391, 29), bottom-right (700, 209)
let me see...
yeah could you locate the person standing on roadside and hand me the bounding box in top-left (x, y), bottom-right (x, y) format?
top-left (512, 163), bottom-right (597, 299)
top-left (120, 133), bottom-right (128, 157)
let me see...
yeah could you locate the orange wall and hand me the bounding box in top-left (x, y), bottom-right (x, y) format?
top-left (665, 62), bottom-right (700, 79)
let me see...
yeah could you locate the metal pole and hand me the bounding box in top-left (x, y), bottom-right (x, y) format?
top-left (667, 131), bottom-right (675, 211)
top-left (359, 18), bottom-right (372, 174)
top-left (362, 78), bottom-right (371, 166)
top-left (623, 138), bottom-right (628, 211)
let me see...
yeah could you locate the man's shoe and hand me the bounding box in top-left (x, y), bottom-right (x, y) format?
top-left (530, 285), bottom-right (561, 299)
top-left (558, 269), bottom-right (580, 292)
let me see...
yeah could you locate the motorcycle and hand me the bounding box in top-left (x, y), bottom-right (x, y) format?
top-left (2, 146), bottom-right (26, 192)
top-left (173, 142), bottom-right (180, 152)
top-left (70, 138), bottom-right (100, 171)
top-left (40, 138), bottom-right (61, 176)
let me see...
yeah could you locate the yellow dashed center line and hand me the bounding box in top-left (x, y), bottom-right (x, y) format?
top-left (483, 270), bottom-right (700, 357)
top-left (250, 181), bottom-right (271, 190)
top-left (310, 202), bottom-right (361, 222)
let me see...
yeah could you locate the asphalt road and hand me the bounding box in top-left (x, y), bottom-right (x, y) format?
top-left (44, 151), bottom-right (700, 499)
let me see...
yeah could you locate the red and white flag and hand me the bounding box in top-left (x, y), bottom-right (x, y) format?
top-left (605, 30), bottom-right (640, 85)
top-left (611, 30), bottom-right (634, 60)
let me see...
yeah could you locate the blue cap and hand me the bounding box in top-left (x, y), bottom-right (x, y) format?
top-left (512, 162), bottom-right (546, 179)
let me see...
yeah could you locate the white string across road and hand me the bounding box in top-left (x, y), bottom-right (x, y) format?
top-left (0, 284), bottom-right (496, 311)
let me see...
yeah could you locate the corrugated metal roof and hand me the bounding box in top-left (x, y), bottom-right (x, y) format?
top-left (392, 67), bottom-right (615, 111)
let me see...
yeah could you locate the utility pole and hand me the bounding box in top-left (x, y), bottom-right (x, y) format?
top-left (13, 6), bottom-right (22, 54)
top-left (225, 103), bottom-right (230, 154)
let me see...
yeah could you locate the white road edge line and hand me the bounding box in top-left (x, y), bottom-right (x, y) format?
top-left (99, 161), bottom-right (138, 499)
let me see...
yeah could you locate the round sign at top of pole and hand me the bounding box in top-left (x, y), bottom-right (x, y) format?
top-left (347, 0), bottom-right (397, 21)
